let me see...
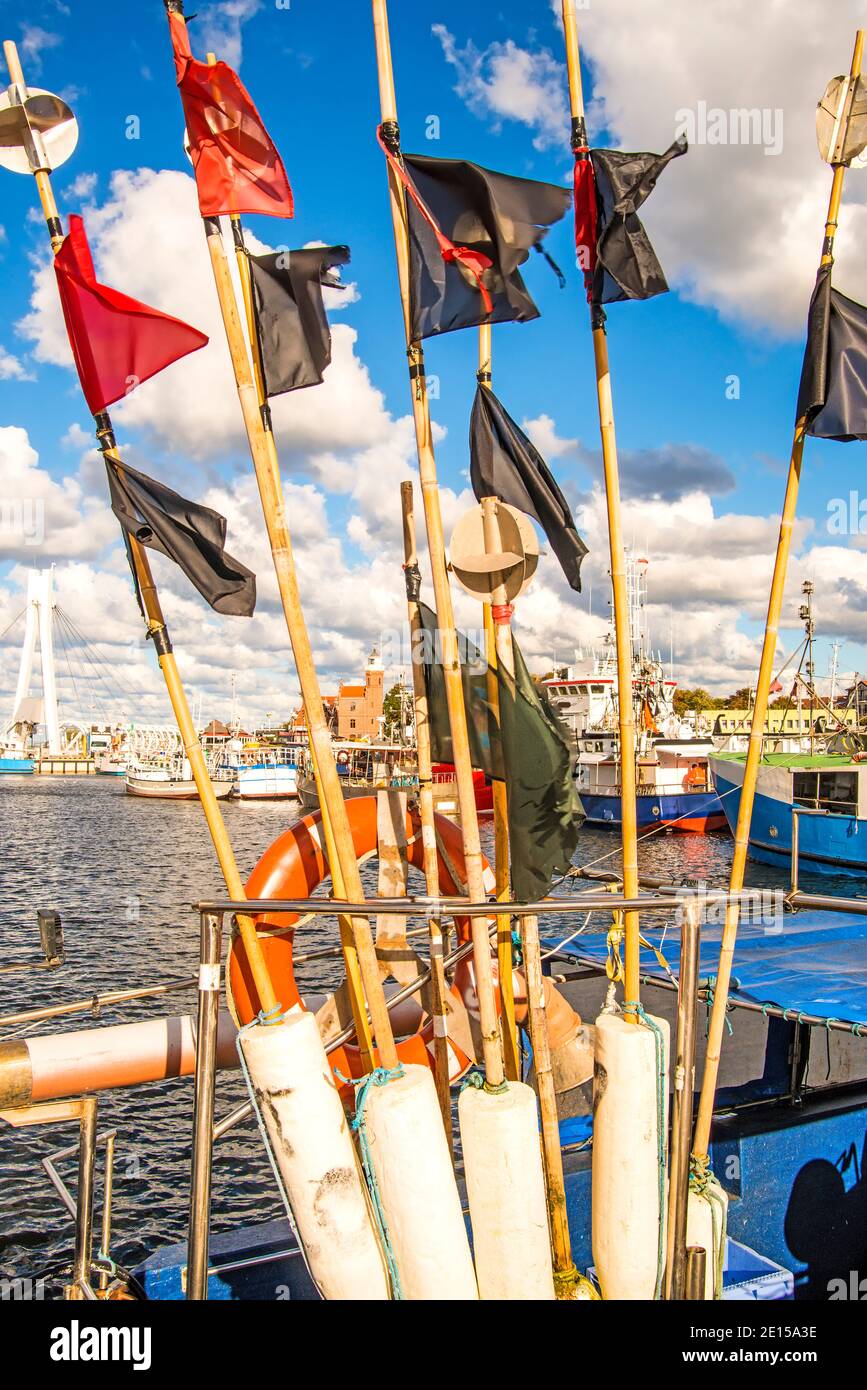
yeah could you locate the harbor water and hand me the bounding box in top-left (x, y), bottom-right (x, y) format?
top-left (0, 775), bottom-right (857, 1286)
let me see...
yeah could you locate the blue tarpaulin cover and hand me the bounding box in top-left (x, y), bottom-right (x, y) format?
top-left (544, 907), bottom-right (867, 1030)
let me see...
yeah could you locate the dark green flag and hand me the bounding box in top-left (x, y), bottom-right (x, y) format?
top-left (416, 601), bottom-right (503, 778)
top-left (417, 602), bottom-right (583, 899)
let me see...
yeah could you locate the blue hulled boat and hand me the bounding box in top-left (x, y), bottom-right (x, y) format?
top-left (710, 751), bottom-right (867, 874)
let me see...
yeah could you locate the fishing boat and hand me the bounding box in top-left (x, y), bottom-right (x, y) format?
top-left (709, 749), bottom-right (867, 874)
top-left (576, 728), bottom-right (726, 833)
top-left (0, 751), bottom-right (35, 774)
top-left (296, 741), bottom-right (419, 811)
top-left (125, 755), bottom-right (234, 801)
top-left (222, 745), bottom-right (299, 800)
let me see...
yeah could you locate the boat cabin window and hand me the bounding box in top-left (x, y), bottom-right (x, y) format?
top-left (792, 770), bottom-right (858, 815)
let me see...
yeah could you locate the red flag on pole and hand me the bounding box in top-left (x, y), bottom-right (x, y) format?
top-left (168, 10), bottom-right (293, 220)
top-left (573, 150), bottom-right (597, 303)
top-left (54, 215), bottom-right (209, 416)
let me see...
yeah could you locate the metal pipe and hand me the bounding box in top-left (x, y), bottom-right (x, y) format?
top-left (0, 976), bottom-right (196, 1029)
top-left (790, 807), bottom-right (800, 895)
top-left (685, 1246), bottom-right (707, 1300)
top-left (195, 889), bottom-right (779, 917)
top-left (98, 1132), bottom-right (115, 1293)
top-left (187, 911), bottom-right (222, 1302)
top-left (666, 901), bottom-right (701, 1299)
top-left (212, 931), bottom-right (485, 1141)
top-left (70, 1097), bottom-right (97, 1300)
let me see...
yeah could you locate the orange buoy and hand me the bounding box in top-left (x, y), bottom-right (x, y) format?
top-left (229, 796), bottom-right (489, 1099)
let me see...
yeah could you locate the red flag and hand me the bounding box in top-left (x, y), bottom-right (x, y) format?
top-left (168, 11), bottom-right (293, 220)
top-left (54, 215), bottom-right (209, 416)
top-left (573, 151), bottom-right (598, 303)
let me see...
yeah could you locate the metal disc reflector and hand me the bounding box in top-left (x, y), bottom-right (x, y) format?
top-left (816, 74), bottom-right (867, 167)
top-left (449, 501), bottom-right (540, 602)
top-left (0, 85), bottom-right (78, 174)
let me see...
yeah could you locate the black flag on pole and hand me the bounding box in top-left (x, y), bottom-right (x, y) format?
top-left (796, 264), bottom-right (867, 441)
top-left (106, 458), bottom-right (256, 616)
top-left (588, 137), bottom-right (686, 306)
top-left (392, 150), bottom-right (570, 340)
top-left (249, 245), bottom-right (350, 397)
top-left (470, 386), bottom-right (588, 592)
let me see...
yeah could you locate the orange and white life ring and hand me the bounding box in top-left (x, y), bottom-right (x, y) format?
top-left (228, 795), bottom-right (495, 1101)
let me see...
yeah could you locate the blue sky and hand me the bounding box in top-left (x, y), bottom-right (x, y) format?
top-left (2, 0), bottom-right (867, 727)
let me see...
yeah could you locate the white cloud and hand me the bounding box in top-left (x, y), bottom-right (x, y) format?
top-left (433, 24), bottom-right (569, 152)
top-left (18, 25), bottom-right (61, 73)
top-left (0, 347), bottom-right (31, 381)
top-left (522, 412), bottom-right (577, 458)
top-left (0, 426), bottom-right (116, 563)
top-left (196, 0), bottom-right (262, 70)
top-left (63, 171), bottom-right (98, 202)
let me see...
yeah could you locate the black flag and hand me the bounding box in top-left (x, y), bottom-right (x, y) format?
top-left (249, 245), bottom-right (350, 397)
top-left (106, 458), bottom-right (256, 617)
top-left (470, 386), bottom-right (588, 592)
top-left (589, 138), bottom-right (686, 305)
top-left (397, 151), bottom-right (571, 340)
top-left (796, 264), bottom-right (867, 441)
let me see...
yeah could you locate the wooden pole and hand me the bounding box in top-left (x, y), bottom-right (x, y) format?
top-left (371, 0), bottom-right (503, 1086)
top-left (167, 7), bottom-right (398, 1068)
top-left (693, 28), bottom-right (864, 1158)
top-left (480, 496), bottom-right (577, 1287)
top-left (561, 0), bottom-right (640, 1010)
top-left (400, 480), bottom-right (453, 1141)
top-left (206, 50), bottom-right (373, 1071)
top-left (477, 327), bottom-right (520, 1083)
top-left (0, 38), bottom-right (278, 1018)
top-left (665, 898), bottom-right (700, 1300)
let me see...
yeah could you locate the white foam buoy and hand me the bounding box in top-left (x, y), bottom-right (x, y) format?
top-left (459, 1080), bottom-right (555, 1300)
top-left (362, 1063), bottom-right (479, 1300)
top-left (592, 1009), bottom-right (670, 1300)
top-left (686, 1177), bottom-right (729, 1299)
top-left (239, 1012), bottom-right (390, 1301)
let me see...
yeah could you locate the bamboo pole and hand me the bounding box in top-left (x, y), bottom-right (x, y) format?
top-left (561, 0), bottom-right (640, 1010)
top-left (665, 898), bottom-right (700, 1300)
top-left (0, 38), bottom-right (278, 1017)
top-left (167, 6), bottom-right (398, 1067)
top-left (477, 327), bottom-right (520, 1083)
top-left (207, 48), bottom-right (373, 1070)
top-left (400, 481), bottom-right (453, 1140)
top-left (693, 28), bottom-right (864, 1158)
top-left (480, 496), bottom-right (577, 1288)
top-left (371, 0), bottom-right (503, 1086)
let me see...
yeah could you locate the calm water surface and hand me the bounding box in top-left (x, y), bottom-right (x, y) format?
top-left (0, 774), bottom-right (847, 1285)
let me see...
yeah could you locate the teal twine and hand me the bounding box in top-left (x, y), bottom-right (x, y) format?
top-left (342, 1065), bottom-right (406, 1301)
top-left (459, 1068), bottom-right (508, 1096)
top-left (688, 1153), bottom-right (727, 1299)
top-left (703, 976), bottom-right (733, 1037)
top-left (235, 1009), bottom-right (322, 1297)
top-left (622, 1000), bottom-right (666, 1301)
top-left (511, 927), bottom-right (523, 967)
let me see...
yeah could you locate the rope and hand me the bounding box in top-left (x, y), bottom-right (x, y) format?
top-left (704, 975), bottom-right (733, 1037)
top-left (688, 1152), bottom-right (727, 1299)
top-left (235, 1009), bottom-right (323, 1297)
top-left (622, 999), bottom-right (667, 1300)
top-left (338, 1065), bottom-right (406, 1300)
